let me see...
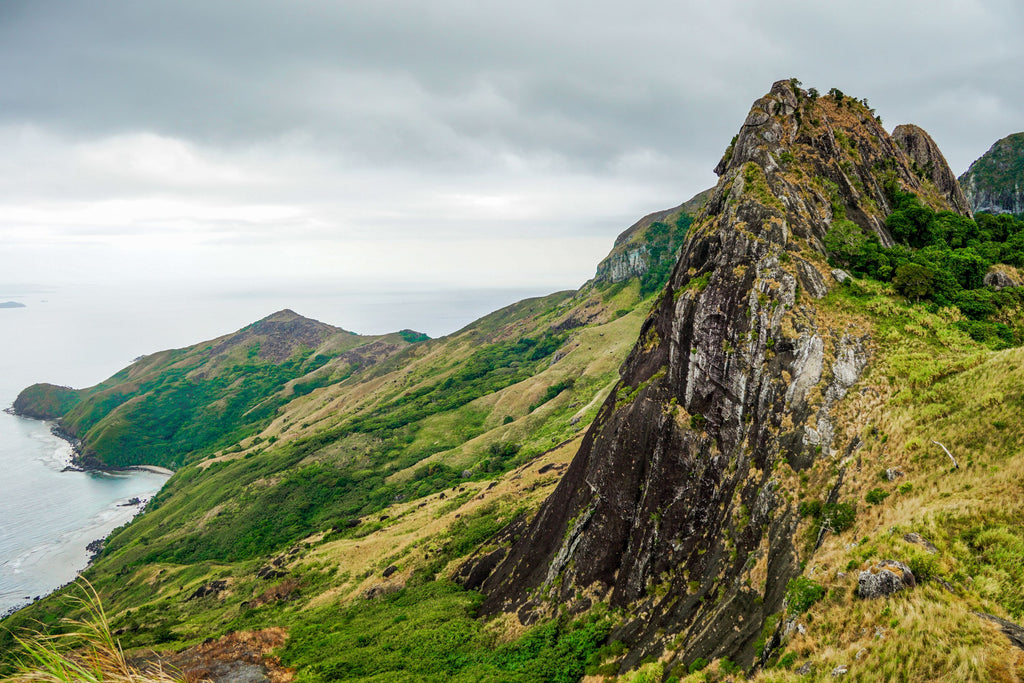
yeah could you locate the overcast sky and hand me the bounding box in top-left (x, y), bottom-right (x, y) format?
top-left (1, 0), bottom-right (1021, 294)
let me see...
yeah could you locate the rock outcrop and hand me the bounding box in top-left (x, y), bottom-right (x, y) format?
top-left (983, 264), bottom-right (1023, 290)
top-left (593, 189), bottom-right (710, 284)
top-left (892, 124), bottom-right (971, 215)
top-left (465, 80), bottom-right (965, 673)
top-left (959, 132), bottom-right (1024, 215)
top-left (973, 612), bottom-right (1024, 652)
top-left (857, 560), bottom-right (916, 599)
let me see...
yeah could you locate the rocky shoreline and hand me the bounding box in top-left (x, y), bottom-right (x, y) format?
top-left (42, 418), bottom-right (175, 476)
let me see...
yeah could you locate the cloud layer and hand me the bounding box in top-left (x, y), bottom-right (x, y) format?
top-left (1, 0), bottom-right (1021, 290)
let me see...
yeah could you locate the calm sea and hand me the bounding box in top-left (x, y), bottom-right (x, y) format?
top-left (0, 280), bottom-right (547, 615)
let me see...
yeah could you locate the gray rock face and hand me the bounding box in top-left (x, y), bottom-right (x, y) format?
top-left (797, 259), bottom-right (829, 299)
top-left (858, 560), bottom-right (916, 599)
top-left (593, 192), bottom-right (709, 284)
top-left (467, 80), bottom-right (965, 673)
top-left (892, 124), bottom-right (971, 216)
top-left (597, 246), bottom-right (650, 282)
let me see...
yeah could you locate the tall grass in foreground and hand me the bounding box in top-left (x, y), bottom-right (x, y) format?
top-left (2, 581), bottom-right (187, 683)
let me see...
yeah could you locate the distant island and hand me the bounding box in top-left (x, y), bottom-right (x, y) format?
top-left (0, 301), bottom-right (26, 309)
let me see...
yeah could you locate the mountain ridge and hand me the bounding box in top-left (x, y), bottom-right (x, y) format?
top-left (466, 78), bottom-right (993, 672)
top-left (958, 131), bottom-right (1024, 215)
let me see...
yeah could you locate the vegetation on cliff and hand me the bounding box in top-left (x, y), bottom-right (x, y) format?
top-left (825, 185), bottom-right (1024, 346)
top-left (958, 132), bottom-right (1024, 215)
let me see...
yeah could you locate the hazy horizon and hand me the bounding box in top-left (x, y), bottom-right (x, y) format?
top-left (1, 1), bottom-right (1021, 302)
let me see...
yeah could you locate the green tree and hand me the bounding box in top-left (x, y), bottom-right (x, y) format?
top-left (824, 219), bottom-right (867, 268)
top-left (893, 263), bottom-right (935, 301)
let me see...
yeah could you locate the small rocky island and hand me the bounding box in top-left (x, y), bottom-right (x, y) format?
top-left (0, 301), bottom-right (26, 308)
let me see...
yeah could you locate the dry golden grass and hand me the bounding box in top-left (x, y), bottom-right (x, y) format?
top-left (303, 435), bottom-right (581, 608)
top-left (741, 288), bottom-right (1024, 681)
top-left (2, 582), bottom-right (189, 683)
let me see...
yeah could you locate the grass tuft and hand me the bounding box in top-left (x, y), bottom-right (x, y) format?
top-left (2, 581), bottom-right (186, 683)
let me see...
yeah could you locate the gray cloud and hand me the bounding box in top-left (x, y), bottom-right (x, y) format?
top-left (0, 0), bottom-right (1021, 293)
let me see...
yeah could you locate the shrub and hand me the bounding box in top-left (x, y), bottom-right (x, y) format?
top-left (821, 502), bottom-right (856, 533)
top-left (798, 500), bottom-right (822, 518)
top-left (905, 551), bottom-right (939, 582)
top-left (688, 657), bottom-right (709, 673)
top-left (785, 576), bottom-right (826, 615)
top-left (865, 488), bottom-right (891, 505)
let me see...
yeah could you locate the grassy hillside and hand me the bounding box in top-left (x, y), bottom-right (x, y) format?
top-left (737, 278), bottom-right (1024, 682)
top-left (9, 273), bottom-right (1024, 683)
top-left (15, 310), bottom-right (418, 470)
top-left (0, 205), bottom-right (691, 676)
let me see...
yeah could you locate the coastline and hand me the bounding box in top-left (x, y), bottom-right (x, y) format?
top-left (11, 409), bottom-right (177, 477)
top-left (0, 413), bottom-right (171, 617)
top-left (128, 464), bottom-right (175, 475)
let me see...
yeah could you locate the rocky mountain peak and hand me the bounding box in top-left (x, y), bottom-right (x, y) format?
top-left (891, 123), bottom-right (971, 214)
top-left (219, 310), bottom-right (348, 363)
top-left (713, 79), bottom-right (967, 247)
top-left (465, 80), bottom-right (968, 673)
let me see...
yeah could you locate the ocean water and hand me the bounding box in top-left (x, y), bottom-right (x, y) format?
top-left (0, 280), bottom-right (548, 615)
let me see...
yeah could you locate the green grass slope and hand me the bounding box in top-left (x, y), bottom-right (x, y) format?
top-left (0, 207), bottom-right (695, 677)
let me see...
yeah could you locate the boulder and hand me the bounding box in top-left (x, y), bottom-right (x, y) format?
top-left (902, 532), bottom-right (938, 554)
top-left (188, 579), bottom-right (228, 601)
top-left (984, 267), bottom-right (1022, 290)
top-left (857, 560), bottom-right (915, 599)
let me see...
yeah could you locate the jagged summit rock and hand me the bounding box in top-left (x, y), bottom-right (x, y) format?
top-left (465, 79), bottom-right (967, 672)
top-left (959, 131), bottom-right (1024, 214)
top-left (892, 124), bottom-right (972, 215)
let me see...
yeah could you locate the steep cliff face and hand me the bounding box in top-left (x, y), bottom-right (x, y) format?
top-left (468, 80), bottom-right (963, 672)
top-left (593, 189), bottom-right (710, 287)
top-left (892, 123), bottom-right (971, 215)
top-left (959, 132), bottom-right (1024, 214)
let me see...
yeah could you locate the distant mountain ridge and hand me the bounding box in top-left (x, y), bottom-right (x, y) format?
top-left (592, 189), bottom-right (710, 290)
top-left (14, 309), bottom-right (419, 469)
top-left (959, 131), bottom-right (1024, 214)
